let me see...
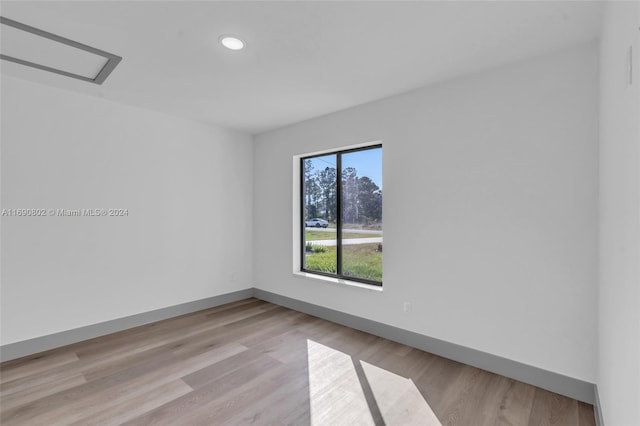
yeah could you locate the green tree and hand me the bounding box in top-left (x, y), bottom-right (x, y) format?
top-left (357, 176), bottom-right (382, 222)
top-left (342, 167), bottom-right (359, 223)
top-left (317, 167), bottom-right (337, 222)
top-left (304, 160), bottom-right (321, 219)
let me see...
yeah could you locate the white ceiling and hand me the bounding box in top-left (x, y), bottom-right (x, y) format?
top-left (0, 1), bottom-right (602, 134)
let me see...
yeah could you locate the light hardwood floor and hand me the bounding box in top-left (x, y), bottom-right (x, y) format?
top-left (0, 298), bottom-right (595, 425)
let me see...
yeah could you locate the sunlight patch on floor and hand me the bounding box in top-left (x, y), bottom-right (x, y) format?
top-left (307, 339), bottom-right (374, 425)
top-left (361, 360), bottom-right (442, 425)
top-left (306, 339), bottom-right (441, 425)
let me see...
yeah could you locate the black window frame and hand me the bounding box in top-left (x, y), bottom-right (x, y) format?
top-left (300, 144), bottom-right (382, 287)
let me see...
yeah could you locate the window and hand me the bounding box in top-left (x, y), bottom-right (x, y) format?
top-left (301, 145), bottom-right (382, 286)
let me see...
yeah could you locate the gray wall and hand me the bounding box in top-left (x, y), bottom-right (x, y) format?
top-left (253, 42), bottom-right (599, 383)
top-left (598, 2), bottom-right (640, 425)
top-left (1, 76), bottom-right (254, 345)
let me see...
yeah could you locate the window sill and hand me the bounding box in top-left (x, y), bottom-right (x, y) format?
top-left (293, 271), bottom-right (383, 292)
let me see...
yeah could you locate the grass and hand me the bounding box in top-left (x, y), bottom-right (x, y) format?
top-left (304, 243), bottom-right (382, 282)
top-left (343, 223), bottom-right (383, 231)
top-left (304, 247), bottom-right (337, 274)
top-left (305, 230), bottom-right (379, 241)
top-left (343, 244), bottom-right (383, 282)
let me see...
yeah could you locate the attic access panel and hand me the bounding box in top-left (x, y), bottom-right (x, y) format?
top-left (0, 16), bottom-right (122, 85)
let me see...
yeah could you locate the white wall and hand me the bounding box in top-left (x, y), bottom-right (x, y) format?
top-left (598, 2), bottom-right (640, 425)
top-left (1, 76), bottom-right (253, 345)
top-left (254, 43), bottom-right (599, 382)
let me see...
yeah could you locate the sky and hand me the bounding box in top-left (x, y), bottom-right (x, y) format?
top-left (307, 147), bottom-right (382, 189)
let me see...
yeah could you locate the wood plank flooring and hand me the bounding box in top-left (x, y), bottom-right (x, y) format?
top-left (0, 298), bottom-right (596, 425)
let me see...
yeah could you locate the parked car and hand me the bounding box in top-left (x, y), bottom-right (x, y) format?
top-left (305, 218), bottom-right (329, 228)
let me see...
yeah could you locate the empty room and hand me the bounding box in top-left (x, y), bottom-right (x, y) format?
top-left (0, 1), bottom-right (638, 425)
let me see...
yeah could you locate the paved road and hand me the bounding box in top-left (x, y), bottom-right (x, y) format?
top-left (308, 237), bottom-right (382, 247)
top-left (305, 227), bottom-right (382, 235)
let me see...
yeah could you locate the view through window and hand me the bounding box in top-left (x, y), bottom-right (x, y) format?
top-left (301, 145), bottom-right (382, 285)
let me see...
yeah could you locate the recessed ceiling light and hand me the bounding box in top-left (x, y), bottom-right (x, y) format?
top-left (219, 36), bottom-right (245, 51)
